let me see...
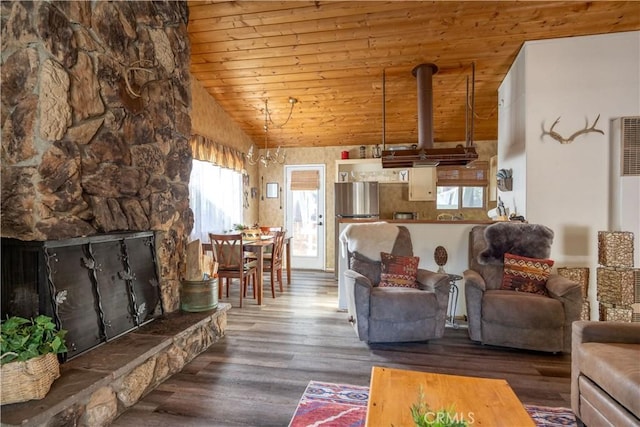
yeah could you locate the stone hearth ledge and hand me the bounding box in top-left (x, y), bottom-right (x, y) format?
top-left (0, 303), bottom-right (231, 427)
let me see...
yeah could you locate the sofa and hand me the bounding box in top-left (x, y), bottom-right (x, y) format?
top-left (571, 321), bottom-right (640, 426)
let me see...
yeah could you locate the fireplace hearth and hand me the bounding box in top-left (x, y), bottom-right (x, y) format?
top-left (0, 306), bottom-right (230, 426)
top-left (1, 232), bottom-right (163, 360)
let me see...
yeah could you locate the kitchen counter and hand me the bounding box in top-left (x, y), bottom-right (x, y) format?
top-left (338, 218), bottom-right (495, 224)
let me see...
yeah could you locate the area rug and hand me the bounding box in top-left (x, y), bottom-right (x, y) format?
top-left (289, 381), bottom-right (577, 427)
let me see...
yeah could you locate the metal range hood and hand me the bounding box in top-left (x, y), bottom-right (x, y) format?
top-left (381, 63), bottom-right (479, 168)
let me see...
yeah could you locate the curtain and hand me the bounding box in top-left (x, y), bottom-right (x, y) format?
top-left (189, 134), bottom-right (246, 172)
top-left (189, 159), bottom-right (243, 243)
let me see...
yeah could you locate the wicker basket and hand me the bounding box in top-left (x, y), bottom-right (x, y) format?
top-left (0, 352), bottom-right (60, 405)
top-left (597, 267), bottom-right (636, 305)
top-left (598, 231), bottom-right (634, 268)
top-left (581, 300), bottom-right (591, 321)
top-left (557, 267), bottom-right (589, 299)
top-left (599, 303), bottom-right (633, 322)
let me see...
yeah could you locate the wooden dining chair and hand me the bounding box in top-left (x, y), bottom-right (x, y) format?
top-left (244, 226), bottom-right (283, 262)
top-left (208, 233), bottom-right (257, 308)
top-left (257, 226), bottom-right (282, 256)
top-left (244, 230), bottom-right (286, 300)
top-left (263, 230), bottom-right (286, 297)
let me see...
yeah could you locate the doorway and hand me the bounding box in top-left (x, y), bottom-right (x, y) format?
top-left (284, 165), bottom-right (325, 270)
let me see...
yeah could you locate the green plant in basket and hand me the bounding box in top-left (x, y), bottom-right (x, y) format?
top-left (410, 386), bottom-right (468, 427)
top-left (1, 315), bottom-right (68, 364)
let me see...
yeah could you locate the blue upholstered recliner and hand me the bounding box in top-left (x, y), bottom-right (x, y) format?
top-left (340, 222), bottom-right (450, 343)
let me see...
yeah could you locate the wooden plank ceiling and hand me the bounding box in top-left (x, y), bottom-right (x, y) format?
top-left (188, 1), bottom-right (640, 149)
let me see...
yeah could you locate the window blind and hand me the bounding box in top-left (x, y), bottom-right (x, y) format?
top-left (437, 161), bottom-right (489, 186)
top-left (290, 170), bottom-right (320, 191)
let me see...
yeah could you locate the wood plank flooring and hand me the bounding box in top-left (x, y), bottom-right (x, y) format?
top-left (112, 270), bottom-right (572, 426)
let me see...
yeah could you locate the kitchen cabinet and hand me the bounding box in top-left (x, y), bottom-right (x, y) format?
top-left (408, 167), bottom-right (436, 201)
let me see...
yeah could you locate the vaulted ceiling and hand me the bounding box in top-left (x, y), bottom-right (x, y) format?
top-left (187, 1), bottom-right (640, 149)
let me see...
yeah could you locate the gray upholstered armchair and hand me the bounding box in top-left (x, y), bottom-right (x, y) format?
top-left (464, 223), bottom-right (582, 353)
top-left (340, 222), bottom-right (450, 343)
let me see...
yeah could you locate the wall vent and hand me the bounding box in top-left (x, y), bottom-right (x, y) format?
top-left (622, 116), bottom-right (640, 176)
top-left (609, 117), bottom-right (640, 264)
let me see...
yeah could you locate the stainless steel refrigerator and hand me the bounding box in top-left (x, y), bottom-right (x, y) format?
top-left (334, 181), bottom-right (379, 281)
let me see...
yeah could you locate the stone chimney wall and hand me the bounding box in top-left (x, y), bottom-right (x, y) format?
top-left (1, 1), bottom-right (193, 311)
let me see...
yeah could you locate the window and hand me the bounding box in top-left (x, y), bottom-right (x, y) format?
top-left (436, 162), bottom-right (488, 210)
top-left (437, 186), bottom-right (484, 209)
top-left (189, 159), bottom-right (243, 242)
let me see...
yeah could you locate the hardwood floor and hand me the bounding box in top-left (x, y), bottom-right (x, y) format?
top-left (112, 270), bottom-right (572, 426)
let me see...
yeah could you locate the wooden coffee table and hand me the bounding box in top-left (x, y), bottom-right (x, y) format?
top-left (366, 366), bottom-right (535, 426)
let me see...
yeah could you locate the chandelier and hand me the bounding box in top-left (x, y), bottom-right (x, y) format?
top-left (246, 97), bottom-right (298, 166)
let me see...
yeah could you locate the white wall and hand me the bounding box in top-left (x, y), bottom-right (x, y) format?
top-left (498, 31), bottom-right (640, 318)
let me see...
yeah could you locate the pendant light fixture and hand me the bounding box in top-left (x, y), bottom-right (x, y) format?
top-left (246, 97), bottom-right (298, 167)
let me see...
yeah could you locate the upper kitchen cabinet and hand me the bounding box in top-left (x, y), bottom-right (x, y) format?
top-left (408, 167), bottom-right (436, 201)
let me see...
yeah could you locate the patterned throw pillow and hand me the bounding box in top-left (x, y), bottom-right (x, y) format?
top-left (501, 253), bottom-right (554, 296)
top-left (379, 252), bottom-right (420, 288)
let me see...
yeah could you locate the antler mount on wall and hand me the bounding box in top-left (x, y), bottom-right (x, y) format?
top-left (541, 114), bottom-right (604, 144)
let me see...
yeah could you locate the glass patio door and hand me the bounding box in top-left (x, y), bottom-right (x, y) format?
top-left (285, 165), bottom-right (325, 270)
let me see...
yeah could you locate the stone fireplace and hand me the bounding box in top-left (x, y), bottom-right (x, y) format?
top-left (1, 1), bottom-right (192, 312)
top-left (1, 2), bottom-right (233, 424)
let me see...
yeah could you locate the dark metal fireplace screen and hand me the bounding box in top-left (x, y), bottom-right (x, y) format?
top-left (1, 232), bottom-right (163, 360)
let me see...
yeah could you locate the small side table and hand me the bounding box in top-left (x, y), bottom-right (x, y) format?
top-left (446, 274), bottom-right (463, 328)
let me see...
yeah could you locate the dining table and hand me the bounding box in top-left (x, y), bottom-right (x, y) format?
top-left (242, 236), bottom-right (292, 306)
